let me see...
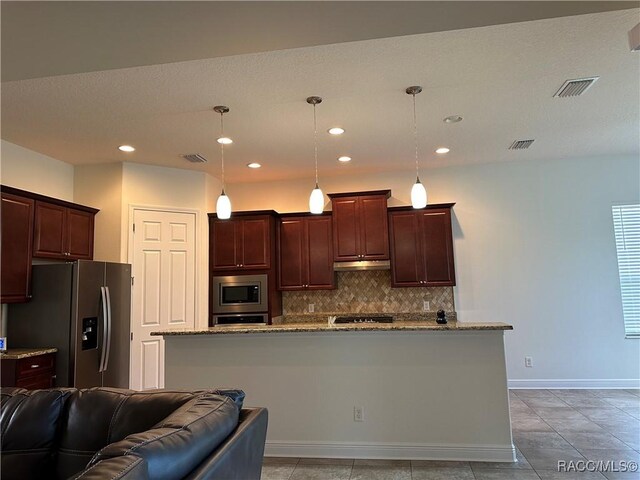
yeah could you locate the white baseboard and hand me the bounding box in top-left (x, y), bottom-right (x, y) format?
top-left (508, 379), bottom-right (640, 389)
top-left (265, 441), bottom-right (516, 462)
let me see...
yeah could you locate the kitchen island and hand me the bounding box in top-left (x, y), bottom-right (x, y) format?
top-left (154, 321), bottom-right (515, 462)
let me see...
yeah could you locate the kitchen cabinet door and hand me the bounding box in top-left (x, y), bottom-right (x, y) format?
top-left (241, 218), bottom-right (270, 269)
top-left (360, 195), bottom-right (389, 260)
top-left (67, 208), bottom-right (94, 260)
top-left (33, 201), bottom-right (67, 258)
top-left (33, 201), bottom-right (95, 260)
top-left (278, 218), bottom-right (305, 289)
top-left (211, 219), bottom-right (240, 270)
top-left (420, 209), bottom-right (456, 286)
top-left (389, 206), bottom-right (456, 288)
top-left (331, 197), bottom-right (360, 261)
top-left (1, 193), bottom-right (34, 303)
top-left (388, 211), bottom-right (423, 287)
top-left (306, 216), bottom-right (334, 289)
top-left (211, 215), bottom-right (273, 271)
top-left (330, 192), bottom-right (390, 262)
top-left (278, 216), bottom-right (334, 290)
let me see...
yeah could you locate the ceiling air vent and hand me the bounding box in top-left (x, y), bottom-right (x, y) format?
top-left (508, 139), bottom-right (534, 150)
top-left (182, 154), bottom-right (207, 163)
top-left (553, 77), bottom-right (599, 98)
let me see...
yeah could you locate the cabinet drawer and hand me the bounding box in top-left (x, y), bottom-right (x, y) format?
top-left (17, 354), bottom-right (54, 378)
top-left (16, 372), bottom-right (55, 390)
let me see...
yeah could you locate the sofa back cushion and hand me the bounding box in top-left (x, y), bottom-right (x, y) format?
top-left (90, 393), bottom-right (239, 480)
top-left (57, 388), bottom-right (198, 479)
top-left (0, 388), bottom-right (74, 480)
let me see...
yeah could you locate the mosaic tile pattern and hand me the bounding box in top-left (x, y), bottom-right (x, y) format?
top-left (282, 271), bottom-right (454, 314)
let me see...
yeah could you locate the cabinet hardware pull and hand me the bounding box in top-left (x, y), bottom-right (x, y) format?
top-left (30, 364), bottom-right (40, 368)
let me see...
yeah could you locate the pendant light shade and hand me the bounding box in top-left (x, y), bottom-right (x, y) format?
top-left (213, 105), bottom-right (232, 219)
top-left (406, 86), bottom-right (428, 209)
top-left (411, 178), bottom-right (427, 209)
top-left (309, 184), bottom-right (324, 214)
top-left (216, 190), bottom-right (232, 220)
top-left (306, 96), bottom-right (325, 214)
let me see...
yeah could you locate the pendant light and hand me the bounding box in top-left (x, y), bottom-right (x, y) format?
top-left (307, 96), bottom-right (325, 214)
top-left (406, 86), bottom-right (427, 209)
top-left (213, 105), bottom-right (232, 219)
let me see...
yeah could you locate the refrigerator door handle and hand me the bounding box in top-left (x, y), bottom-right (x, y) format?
top-left (103, 286), bottom-right (113, 373)
top-left (99, 286), bottom-right (108, 372)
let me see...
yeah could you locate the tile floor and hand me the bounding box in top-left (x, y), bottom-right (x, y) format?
top-left (262, 389), bottom-right (640, 479)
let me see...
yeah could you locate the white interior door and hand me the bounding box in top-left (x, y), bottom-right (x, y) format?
top-left (130, 209), bottom-right (196, 390)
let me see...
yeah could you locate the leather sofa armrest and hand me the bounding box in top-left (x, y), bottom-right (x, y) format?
top-left (90, 394), bottom-right (239, 480)
top-left (71, 456), bottom-right (149, 480)
top-left (184, 408), bottom-right (269, 480)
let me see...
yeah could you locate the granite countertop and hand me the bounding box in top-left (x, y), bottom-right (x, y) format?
top-left (152, 321), bottom-right (513, 336)
top-left (0, 348), bottom-right (58, 360)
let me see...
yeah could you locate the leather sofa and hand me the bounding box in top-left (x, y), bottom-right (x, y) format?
top-left (0, 387), bottom-right (268, 480)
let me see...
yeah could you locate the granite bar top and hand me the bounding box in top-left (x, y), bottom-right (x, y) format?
top-left (152, 321), bottom-right (512, 336)
top-left (0, 348), bottom-right (58, 360)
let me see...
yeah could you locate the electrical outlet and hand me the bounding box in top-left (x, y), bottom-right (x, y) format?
top-left (308, 303), bottom-right (315, 313)
top-left (354, 406), bottom-right (364, 422)
top-left (525, 356), bottom-right (533, 368)
top-left (423, 301), bottom-right (430, 311)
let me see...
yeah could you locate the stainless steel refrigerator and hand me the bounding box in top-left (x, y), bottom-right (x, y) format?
top-left (8, 261), bottom-right (131, 388)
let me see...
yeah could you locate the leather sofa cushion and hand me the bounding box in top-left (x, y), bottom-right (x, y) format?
top-left (90, 393), bottom-right (239, 480)
top-left (0, 388), bottom-right (74, 480)
top-left (57, 388), bottom-right (200, 479)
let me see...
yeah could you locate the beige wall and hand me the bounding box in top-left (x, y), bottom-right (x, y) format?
top-left (74, 163), bottom-right (123, 262)
top-left (227, 155), bottom-right (640, 387)
top-left (0, 140), bottom-right (74, 200)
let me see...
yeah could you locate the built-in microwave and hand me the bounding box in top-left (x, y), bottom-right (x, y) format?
top-left (212, 274), bottom-right (268, 314)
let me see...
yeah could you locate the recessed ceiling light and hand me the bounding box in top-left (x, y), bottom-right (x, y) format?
top-left (217, 137), bottom-right (233, 145)
top-left (328, 127), bottom-right (345, 135)
top-left (338, 156), bottom-right (351, 162)
top-left (443, 115), bottom-right (463, 124)
top-left (118, 145), bottom-right (135, 152)
top-left (247, 163), bottom-right (261, 169)
top-left (435, 147), bottom-right (450, 154)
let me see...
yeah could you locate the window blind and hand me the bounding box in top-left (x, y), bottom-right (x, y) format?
top-left (612, 204), bottom-right (640, 338)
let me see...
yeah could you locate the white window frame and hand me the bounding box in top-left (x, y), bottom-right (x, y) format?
top-left (612, 204), bottom-right (640, 339)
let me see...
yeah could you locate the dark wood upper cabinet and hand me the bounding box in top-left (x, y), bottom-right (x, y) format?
top-left (1, 193), bottom-right (35, 303)
top-left (33, 201), bottom-right (95, 260)
top-left (278, 215), bottom-right (334, 290)
top-left (66, 209), bottom-right (95, 260)
top-left (329, 190), bottom-right (391, 262)
top-left (1, 186), bottom-right (98, 303)
top-left (210, 213), bottom-right (275, 271)
top-left (389, 204), bottom-right (456, 287)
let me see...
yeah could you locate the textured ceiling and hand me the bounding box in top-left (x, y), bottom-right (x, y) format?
top-left (1, 8), bottom-right (639, 184)
top-left (2, 1), bottom-right (636, 81)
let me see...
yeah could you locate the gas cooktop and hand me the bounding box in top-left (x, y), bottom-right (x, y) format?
top-left (334, 315), bottom-right (394, 324)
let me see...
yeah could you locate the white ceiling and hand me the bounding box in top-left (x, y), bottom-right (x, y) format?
top-left (1, 7), bottom-right (639, 184)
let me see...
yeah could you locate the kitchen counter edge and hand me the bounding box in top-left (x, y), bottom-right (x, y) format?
top-left (0, 348), bottom-right (58, 360)
top-left (151, 322), bottom-right (513, 336)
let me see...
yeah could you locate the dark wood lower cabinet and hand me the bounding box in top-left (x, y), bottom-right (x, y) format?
top-left (389, 204), bottom-right (456, 287)
top-left (1, 353), bottom-right (56, 390)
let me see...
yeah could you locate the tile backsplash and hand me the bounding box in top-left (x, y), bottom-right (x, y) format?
top-left (282, 270), bottom-right (454, 314)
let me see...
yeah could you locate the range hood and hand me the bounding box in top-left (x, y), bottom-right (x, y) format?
top-left (333, 260), bottom-right (391, 272)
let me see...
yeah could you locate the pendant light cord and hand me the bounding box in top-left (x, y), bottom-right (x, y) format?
top-left (313, 103), bottom-right (319, 187)
top-left (412, 93), bottom-right (419, 181)
top-left (219, 113), bottom-right (225, 193)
